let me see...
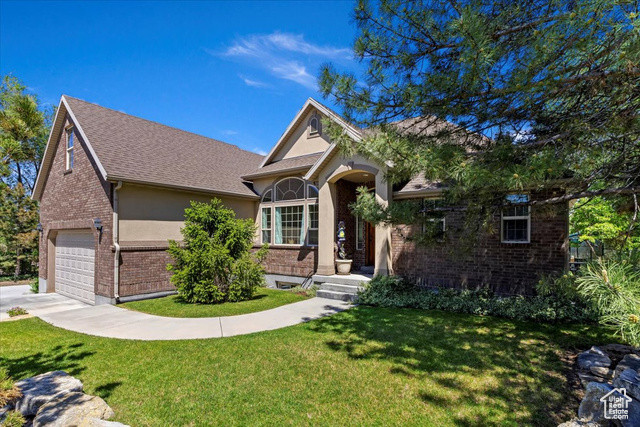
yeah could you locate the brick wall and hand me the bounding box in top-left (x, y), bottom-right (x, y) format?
top-left (261, 246), bottom-right (317, 277)
top-left (118, 244), bottom-right (175, 296)
top-left (392, 196), bottom-right (569, 295)
top-left (38, 114), bottom-right (115, 298)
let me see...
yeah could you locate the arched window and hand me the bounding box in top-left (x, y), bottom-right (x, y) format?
top-left (275, 177), bottom-right (305, 201)
top-left (260, 177), bottom-right (319, 246)
top-left (307, 184), bottom-right (319, 199)
top-left (308, 115), bottom-right (321, 137)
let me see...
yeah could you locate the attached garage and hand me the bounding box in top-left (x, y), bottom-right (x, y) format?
top-left (55, 231), bottom-right (96, 305)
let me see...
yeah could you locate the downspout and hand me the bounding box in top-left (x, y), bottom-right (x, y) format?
top-left (113, 181), bottom-right (123, 303)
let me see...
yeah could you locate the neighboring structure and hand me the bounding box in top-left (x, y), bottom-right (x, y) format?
top-left (34, 96), bottom-right (569, 304)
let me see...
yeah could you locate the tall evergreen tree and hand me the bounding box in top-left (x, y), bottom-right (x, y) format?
top-left (0, 75), bottom-right (52, 276)
top-left (319, 0), bottom-right (639, 238)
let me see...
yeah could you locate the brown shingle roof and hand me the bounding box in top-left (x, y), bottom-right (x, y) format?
top-left (242, 152), bottom-right (323, 179)
top-left (65, 96), bottom-right (263, 198)
top-left (395, 175), bottom-right (445, 196)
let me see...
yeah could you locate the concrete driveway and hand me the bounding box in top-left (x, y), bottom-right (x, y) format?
top-left (0, 285), bottom-right (89, 322)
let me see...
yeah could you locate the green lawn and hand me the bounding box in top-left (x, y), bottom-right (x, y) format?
top-left (0, 307), bottom-right (614, 426)
top-left (120, 287), bottom-right (309, 318)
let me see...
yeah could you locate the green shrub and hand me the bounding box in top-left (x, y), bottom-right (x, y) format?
top-left (576, 258), bottom-right (640, 346)
top-left (29, 278), bottom-right (39, 294)
top-left (1, 411), bottom-right (25, 427)
top-left (6, 307), bottom-right (28, 317)
top-left (0, 367), bottom-right (21, 407)
top-left (358, 275), bottom-right (597, 324)
top-left (167, 199), bottom-right (268, 304)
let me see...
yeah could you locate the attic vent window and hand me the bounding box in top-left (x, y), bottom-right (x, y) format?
top-left (308, 115), bottom-right (321, 137)
top-left (65, 126), bottom-right (75, 171)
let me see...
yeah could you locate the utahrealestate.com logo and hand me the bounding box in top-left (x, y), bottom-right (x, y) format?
top-left (600, 388), bottom-right (632, 420)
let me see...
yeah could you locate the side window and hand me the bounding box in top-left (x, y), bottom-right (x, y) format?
top-left (261, 207), bottom-right (272, 244)
top-left (422, 199), bottom-right (446, 241)
top-left (66, 127), bottom-right (75, 170)
top-left (502, 194), bottom-right (530, 243)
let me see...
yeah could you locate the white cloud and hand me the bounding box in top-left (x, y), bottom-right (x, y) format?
top-left (239, 75), bottom-right (270, 88)
top-left (252, 148), bottom-right (267, 156)
top-left (212, 32), bottom-right (352, 90)
top-left (221, 129), bottom-right (238, 135)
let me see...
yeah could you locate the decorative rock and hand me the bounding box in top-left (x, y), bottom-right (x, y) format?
top-left (14, 371), bottom-right (83, 416)
top-left (621, 397), bottom-right (640, 427)
top-left (601, 343), bottom-right (640, 356)
top-left (33, 392), bottom-right (115, 427)
top-left (615, 354), bottom-right (640, 378)
top-left (613, 368), bottom-right (640, 401)
top-left (589, 366), bottom-right (615, 380)
top-left (557, 418), bottom-right (599, 427)
top-left (578, 347), bottom-right (612, 371)
top-left (578, 372), bottom-right (607, 388)
top-left (578, 382), bottom-right (614, 422)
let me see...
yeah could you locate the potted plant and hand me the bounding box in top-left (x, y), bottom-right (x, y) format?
top-left (335, 221), bottom-right (352, 275)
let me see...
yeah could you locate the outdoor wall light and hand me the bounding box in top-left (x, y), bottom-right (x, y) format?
top-left (36, 223), bottom-right (43, 234)
top-left (93, 218), bottom-right (103, 232)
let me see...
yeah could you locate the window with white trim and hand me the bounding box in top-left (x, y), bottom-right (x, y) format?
top-left (308, 115), bottom-right (321, 137)
top-left (275, 177), bottom-right (305, 201)
top-left (276, 205), bottom-right (305, 245)
top-left (261, 207), bottom-right (272, 244)
top-left (356, 215), bottom-right (364, 250)
top-left (66, 127), bottom-right (75, 170)
top-left (502, 194), bottom-right (530, 243)
top-left (308, 204), bottom-right (318, 246)
top-left (260, 177), bottom-right (318, 246)
top-left (422, 199), bottom-right (446, 240)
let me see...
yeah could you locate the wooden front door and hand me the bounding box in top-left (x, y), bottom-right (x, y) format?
top-left (365, 221), bottom-right (376, 266)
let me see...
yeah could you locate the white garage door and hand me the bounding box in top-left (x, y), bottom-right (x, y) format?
top-left (55, 231), bottom-right (95, 305)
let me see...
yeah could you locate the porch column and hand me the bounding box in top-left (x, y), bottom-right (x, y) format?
top-left (374, 172), bottom-right (392, 276)
top-left (316, 180), bottom-right (336, 275)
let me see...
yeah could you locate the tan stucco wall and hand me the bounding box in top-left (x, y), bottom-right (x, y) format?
top-left (273, 109), bottom-right (332, 161)
top-left (118, 184), bottom-right (257, 241)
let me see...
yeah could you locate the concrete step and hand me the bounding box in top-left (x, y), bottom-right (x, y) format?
top-left (312, 274), bottom-right (372, 287)
top-left (319, 283), bottom-right (363, 294)
top-left (316, 289), bottom-right (358, 302)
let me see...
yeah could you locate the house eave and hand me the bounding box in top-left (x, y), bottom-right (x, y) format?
top-left (241, 165), bottom-right (313, 181)
top-left (106, 176), bottom-right (260, 200)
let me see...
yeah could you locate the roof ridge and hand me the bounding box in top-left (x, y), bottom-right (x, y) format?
top-left (62, 95), bottom-right (263, 159)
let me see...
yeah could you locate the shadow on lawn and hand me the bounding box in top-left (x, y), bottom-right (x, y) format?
top-left (0, 341), bottom-right (125, 400)
top-left (0, 342), bottom-right (94, 379)
top-left (173, 293), bottom-right (268, 305)
top-left (307, 306), bottom-right (612, 426)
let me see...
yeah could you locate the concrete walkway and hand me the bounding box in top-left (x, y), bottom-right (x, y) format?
top-left (2, 285), bottom-right (352, 340)
top-left (0, 285), bottom-right (89, 322)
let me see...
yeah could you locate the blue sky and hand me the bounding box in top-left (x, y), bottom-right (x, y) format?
top-left (0, 1), bottom-right (360, 155)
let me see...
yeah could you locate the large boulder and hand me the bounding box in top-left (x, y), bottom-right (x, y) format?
top-left (590, 366), bottom-right (615, 381)
top-left (578, 382), bottom-right (614, 423)
top-left (33, 392), bottom-right (115, 427)
top-left (615, 354), bottom-right (640, 378)
top-left (557, 418), bottom-right (600, 426)
top-left (613, 368), bottom-right (640, 401)
top-left (14, 371), bottom-right (83, 416)
top-left (621, 397), bottom-right (640, 427)
top-left (578, 347), bottom-right (612, 371)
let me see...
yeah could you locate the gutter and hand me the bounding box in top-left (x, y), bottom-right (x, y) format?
top-left (113, 180), bottom-right (123, 303)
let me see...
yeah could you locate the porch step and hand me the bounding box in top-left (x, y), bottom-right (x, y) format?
top-left (312, 274), bottom-right (372, 287)
top-left (316, 282), bottom-right (363, 302)
top-left (316, 289), bottom-right (358, 302)
top-left (319, 283), bottom-right (363, 294)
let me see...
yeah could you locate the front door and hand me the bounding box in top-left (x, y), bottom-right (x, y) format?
top-left (365, 221), bottom-right (376, 266)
